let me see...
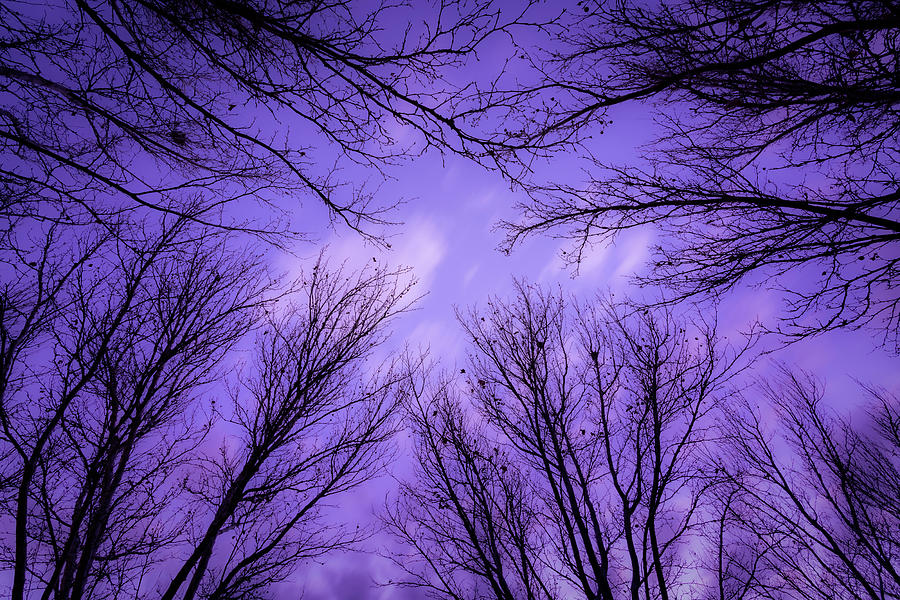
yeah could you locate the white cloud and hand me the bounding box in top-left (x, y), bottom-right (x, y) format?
top-left (281, 215), bottom-right (446, 294)
top-left (388, 216), bottom-right (447, 288)
top-left (405, 319), bottom-right (465, 360)
top-left (609, 228), bottom-right (653, 284)
top-left (536, 227), bottom-right (654, 289)
top-left (462, 264), bottom-right (480, 287)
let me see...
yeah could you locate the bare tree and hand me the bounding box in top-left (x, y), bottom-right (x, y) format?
top-left (387, 369), bottom-right (551, 600)
top-left (0, 0), bottom-right (545, 238)
top-left (0, 217), bottom-right (414, 599)
top-left (159, 256), bottom-right (415, 600)
top-left (487, 0), bottom-right (900, 347)
top-left (387, 282), bottom-right (750, 600)
top-left (715, 367), bottom-right (900, 600)
top-left (0, 217), bottom-right (274, 600)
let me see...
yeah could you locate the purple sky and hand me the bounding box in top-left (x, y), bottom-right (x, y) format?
top-left (246, 12), bottom-right (900, 592)
top-left (3, 2), bottom-right (898, 598)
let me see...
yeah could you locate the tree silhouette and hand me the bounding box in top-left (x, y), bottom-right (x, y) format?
top-left (0, 217), bottom-right (240, 600)
top-left (490, 0), bottom-right (900, 346)
top-left (0, 219), bottom-right (415, 600)
top-left (0, 0), bottom-right (544, 238)
top-left (386, 283), bottom-right (750, 600)
top-left (388, 284), bottom-right (900, 600)
top-left (159, 256), bottom-right (415, 600)
top-left (715, 368), bottom-right (900, 600)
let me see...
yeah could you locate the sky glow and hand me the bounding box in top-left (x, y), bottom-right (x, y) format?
top-left (2, 1), bottom-right (898, 599)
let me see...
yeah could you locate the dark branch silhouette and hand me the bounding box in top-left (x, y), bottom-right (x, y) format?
top-left (160, 256), bottom-right (415, 600)
top-left (489, 0), bottom-right (900, 347)
top-left (0, 220), bottom-right (414, 600)
top-left (716, 367), bottom-right (900, 600)
top-left (387, 284), bottom-right (900, 600)
top-left (0, 0), bottom-right (546, 238)
top-left (387, 283), bottom-right (751, 600)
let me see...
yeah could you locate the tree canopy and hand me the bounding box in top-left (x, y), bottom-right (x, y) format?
top-left (490, 0), bottom-right (900, 347)
top-left (0, 0), bottom-right (539, 238)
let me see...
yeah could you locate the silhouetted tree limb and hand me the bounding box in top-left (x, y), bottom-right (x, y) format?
top-left (158, 255), bottom-right (415, 600)
top-left (0, 0), bottom-right (547, 238)
top-left (0, 217), bottom-right (275, 600)
top-left (0, 223), bottom-right (415, 600)
top-left (489, 0), bottom-right (900, 347)
top-left (716, 368), bottom-right (900, 600)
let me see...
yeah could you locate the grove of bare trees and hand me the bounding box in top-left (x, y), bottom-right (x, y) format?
top-left (1, 1), bottom-right (898, 599)
top-left (388, 285), bottom-right (899, 600)
top-left (0, 217), bottom-right (416, 600)
top-left (716, 369), bottom-right (900, 600)
top-left (0, 0), bottom-right (542, 237)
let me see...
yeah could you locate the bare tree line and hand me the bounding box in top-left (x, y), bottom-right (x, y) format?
top-left (388, 284), bottom-right (899, 600)
top-left (481, 0), bottom-right (900, 348)
top-left (2, 0), bottom-right (896, 343)
top-left (3, 228), bottom-right (895, 599)
top-left (0, 0), bottom-right (547, 238)
top-left (0, 216), bottom-right (416, 600)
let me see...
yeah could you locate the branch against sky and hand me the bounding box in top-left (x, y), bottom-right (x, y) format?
top-left (0, 216), bottom-right (274, 600)
top-left (487, 0), bottom-right (900, 347)
top-left (0, 216), bottom-right (417, 600)
top-left (716, 368), bottom-right (900, 600)
top-left (386, 285), bottom-right (900, 600)
top-left (159, 255), bottom-right (416, 600)
top-left (2, 3), bottom-right (898, 599)
top-left (386, 282), bottom-right (753, 600)
top-left (0, 0), bottom-right (550, 239)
